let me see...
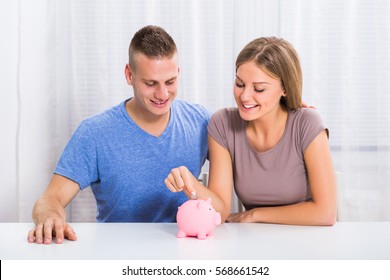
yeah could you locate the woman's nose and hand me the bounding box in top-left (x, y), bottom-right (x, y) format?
top-left (240, 87), bottom-right (253, 101)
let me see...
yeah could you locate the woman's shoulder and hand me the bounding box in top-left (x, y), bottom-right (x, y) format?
top-left (289, 108), bottom-right (328, 148)
top-left (209, 107), bottom-right (245, 137)
top-left (211, 107), bottom-right (239, 121)
top-left (289, 107), bottom-right (324, 126)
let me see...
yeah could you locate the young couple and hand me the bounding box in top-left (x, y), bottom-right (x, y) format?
top-left (28, 25), bottom-right (336, 244)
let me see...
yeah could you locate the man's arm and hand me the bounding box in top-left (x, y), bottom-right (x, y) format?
top-left (27, 174), bottom-right (80, 244)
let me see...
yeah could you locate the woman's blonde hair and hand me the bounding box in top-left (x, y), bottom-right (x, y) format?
top-left (235, 37), bottom-right (302, 110)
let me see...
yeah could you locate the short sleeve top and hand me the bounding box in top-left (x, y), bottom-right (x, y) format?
top-left (55, 99), bottom-right (210, 222)
top-left (208, 107), bottom-right (327, 210)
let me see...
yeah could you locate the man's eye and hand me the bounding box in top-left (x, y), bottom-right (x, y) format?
top-left (145, 82), bottom-right (156, 87)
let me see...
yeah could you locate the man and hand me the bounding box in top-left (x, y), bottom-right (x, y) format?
top-left (27, 25), bottom-right (210, 244)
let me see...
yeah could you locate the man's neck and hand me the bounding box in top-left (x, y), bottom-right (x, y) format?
top-left (125, 99), bottom-right (170, 137)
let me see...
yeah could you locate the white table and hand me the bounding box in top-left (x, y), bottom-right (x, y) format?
top-left (1, 222), bottom-right (389, 260)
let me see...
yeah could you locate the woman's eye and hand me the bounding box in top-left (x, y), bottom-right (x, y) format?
top-left (254, 88), bottom-right (265, 93)
top-left (235, 83), bottom-right (244, 88)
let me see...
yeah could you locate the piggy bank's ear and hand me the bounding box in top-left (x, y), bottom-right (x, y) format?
top-left (206, 197), bottom-right (212, 204)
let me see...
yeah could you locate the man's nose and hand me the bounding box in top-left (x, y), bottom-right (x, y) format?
top-left (155, 84), bottom-right (169, 99)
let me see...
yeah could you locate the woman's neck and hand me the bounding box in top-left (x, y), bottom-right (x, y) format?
top-left (246, 107), bottom-right (288, 152)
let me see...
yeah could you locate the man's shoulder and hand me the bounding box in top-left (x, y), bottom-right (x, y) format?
top-left (77, 101), bottom-right (125, 134)
top-left (83, 101), bottom-right (124, 125)
top-left (173, 99), bottom-right (208, 112)
top-left (173, 100), bottom-right (211, 120)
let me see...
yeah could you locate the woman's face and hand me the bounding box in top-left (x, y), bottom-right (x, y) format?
top-left (234, 61), bottom-right (285, 121)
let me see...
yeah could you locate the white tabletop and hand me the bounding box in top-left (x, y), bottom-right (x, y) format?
top-left (1, 222), bottom-right (389, 260)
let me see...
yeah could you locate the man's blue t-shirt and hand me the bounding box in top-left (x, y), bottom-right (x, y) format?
top-left (54, 99), bottom-right (210, 222)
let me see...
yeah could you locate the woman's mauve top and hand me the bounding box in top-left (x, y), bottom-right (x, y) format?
top-left (207, 107), bottom-right (327, 210)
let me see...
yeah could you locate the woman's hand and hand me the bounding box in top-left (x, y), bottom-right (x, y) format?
top-left (226, 210), bottom-right (255, 223)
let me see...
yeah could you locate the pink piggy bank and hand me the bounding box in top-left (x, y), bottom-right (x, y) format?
top-left (176, 198), bottom-right (222, 240)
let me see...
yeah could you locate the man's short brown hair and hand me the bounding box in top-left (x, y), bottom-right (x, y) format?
top-left (128, 25), bottom-right (177, 72)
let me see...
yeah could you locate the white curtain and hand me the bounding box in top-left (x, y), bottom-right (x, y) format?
top-left (1, 0), bottom-right (61, 222)
top-left (1, 0), bottom-right (389, 222)
top-left (279, 0), bottom-right (390, 221)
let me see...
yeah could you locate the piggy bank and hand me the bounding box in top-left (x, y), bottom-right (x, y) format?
top-left (176, 198), bottom-right (222, 240)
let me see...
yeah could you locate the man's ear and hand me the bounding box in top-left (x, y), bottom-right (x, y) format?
top-left (125, 64), bottom-right (133, 85)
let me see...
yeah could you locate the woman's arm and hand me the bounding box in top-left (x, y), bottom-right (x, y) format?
top-left (206, 135), bottom-right (234, 221)
top-left (165, 135), bottom-right (234, 222)
top-left (227, 130), bottom-right (337, 225)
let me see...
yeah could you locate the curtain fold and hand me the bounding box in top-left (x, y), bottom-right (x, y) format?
top-left (0, 0), bottom-right (19, 222)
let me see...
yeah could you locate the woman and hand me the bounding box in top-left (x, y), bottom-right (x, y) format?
top-left (165, 37), bottom-right (337, 225)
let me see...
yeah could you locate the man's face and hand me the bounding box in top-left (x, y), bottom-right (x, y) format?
top-left (125, 53), bottom-right (179, 118)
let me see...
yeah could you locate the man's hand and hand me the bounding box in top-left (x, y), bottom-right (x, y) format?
top-left (28, 174), bottom-right (80, 244)
top-left (165, 166), bottom-right (198, 198)
top-left (27, 217), bottom-right (77, 244)
top-left (302, 102), bottom-right (316, 109)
